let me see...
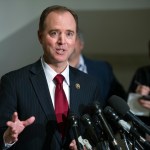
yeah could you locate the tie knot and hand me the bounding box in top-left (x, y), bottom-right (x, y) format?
top-left (54, 74), bottom-right (64, 85)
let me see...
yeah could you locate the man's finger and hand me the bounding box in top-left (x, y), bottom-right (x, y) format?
top-left (12, 112), bottom-right (18, 122)
top-left (69, 140), bottom-right (77, 150)
top-left (6, 121), bottom-right (14, 127)
top-left (23, 116), bottom-right (35, 127)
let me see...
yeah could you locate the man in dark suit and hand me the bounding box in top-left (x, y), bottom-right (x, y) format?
top-left (69, 30), bottom-right (126, 101)
top-left (0, 5), bottom-right (103, 150)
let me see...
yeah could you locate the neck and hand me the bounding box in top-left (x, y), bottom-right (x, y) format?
top-left (43, 56), bottom-right (68, 73)
top-left (51, 64), bottom-right (68, 74)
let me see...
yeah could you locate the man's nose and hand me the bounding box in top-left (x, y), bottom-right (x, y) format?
top-left (58, 34), bottom-right (66, 44)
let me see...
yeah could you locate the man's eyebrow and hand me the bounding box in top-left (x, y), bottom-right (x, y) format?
top-left (48, 29), bottom-right (75, 34)
top-left (49, 29), bottom-right (59, 32)
top-left (66, 30), bottom-right (75, 33)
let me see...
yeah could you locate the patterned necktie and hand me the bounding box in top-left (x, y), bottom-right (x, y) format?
top-left (54, 74), bottom-right (69, 138)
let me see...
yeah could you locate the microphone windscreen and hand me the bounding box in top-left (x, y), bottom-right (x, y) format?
top-left (81, 114), bottom-right (91, 126)
top-left (104, 106), bottom-right (120, 123)
top-left (92, 101), bottom-right (101, 107)
top-left (108, 95), bottom-right (129, 117)
top-left (90, 101), bottom-right (102, 114)
top-left (103, 106), bottom-right (112, 114)
top-left (68, 111), bottom-right (79, 126)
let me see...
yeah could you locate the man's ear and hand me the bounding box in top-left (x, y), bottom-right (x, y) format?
top-left (38, 30), bottom-right (42, 44)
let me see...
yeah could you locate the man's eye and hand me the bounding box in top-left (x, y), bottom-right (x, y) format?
top-left (67, 32), bottom-right (74, 38)
top-left (50, 31), bottom-right (58, 37)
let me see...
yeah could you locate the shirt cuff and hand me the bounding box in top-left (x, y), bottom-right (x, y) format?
top-left (3, 135), bottom-right (16, 150)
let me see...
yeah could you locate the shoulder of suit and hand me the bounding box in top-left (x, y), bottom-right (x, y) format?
top-left (69, 65), bottom-right (100, 82)
top-left (69, 65), bottom-right (87, 76)
top-left (2, 60), bottom-right (40, 78)
top-left (84, 56), bottom-right (111, 67)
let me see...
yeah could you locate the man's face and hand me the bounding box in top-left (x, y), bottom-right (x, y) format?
top-left (38, 11), bottom-right (77, 65)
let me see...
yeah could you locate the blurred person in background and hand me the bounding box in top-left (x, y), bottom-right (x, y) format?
top-left (69, 29), bottom-right (126, 103)
top-left (128, 40), bottom-right (150, 141)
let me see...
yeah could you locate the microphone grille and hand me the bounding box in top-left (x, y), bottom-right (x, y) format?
top-left (68, 111), bottom-right (79, 126)
top-left (108, 95), bottom-right (129, 116)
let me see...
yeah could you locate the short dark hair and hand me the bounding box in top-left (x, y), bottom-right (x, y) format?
top-left (38, 5), bottom-right (78, 32)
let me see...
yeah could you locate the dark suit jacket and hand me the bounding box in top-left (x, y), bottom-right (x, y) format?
top-left (83, 56), bottom-right (126, 101)
top-left (0, 59), bottom-right (103, 150)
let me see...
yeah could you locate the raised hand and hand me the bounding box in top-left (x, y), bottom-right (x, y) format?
top-left (3, 112), bottom-right (35, 144)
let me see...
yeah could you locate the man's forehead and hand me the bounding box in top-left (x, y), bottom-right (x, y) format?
top-left (45, 11), bottom-right (77, 31)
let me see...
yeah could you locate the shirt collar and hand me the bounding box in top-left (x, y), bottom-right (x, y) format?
top-left (41, 57), bottom-right (70, 85)
top-left (77, 55), bottom-right (87, 73)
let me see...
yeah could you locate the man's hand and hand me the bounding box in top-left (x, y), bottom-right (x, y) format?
top-left (3, 112), bottom-right (35, 144)
top-left (69, 139), bottom-right (87, 150)
top-left (69, 140), bottom-right (78, 150)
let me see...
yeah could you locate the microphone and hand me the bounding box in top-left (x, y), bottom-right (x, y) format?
top-left (81, 114), bottom-right (108, 150)
top-left (68, 112), bottom-right (84, 150)
top-left (91, 101), bottom-right (121, 150)
top-left (104, 106), bottom-right (150, 148)
top-left (81, 114), bottom-right (100, 144)
top-left (108, 95), bottom-right (150, 135)
top-left (81, 114), bottom-right (106, 150)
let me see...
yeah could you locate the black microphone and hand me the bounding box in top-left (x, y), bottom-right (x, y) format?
top-left (81, 114), bottom-right (99, 144)
top-left (91, 101), bottom-right (121, 150)
top-left (81, 114), bottom-right (106, 150)
top-left (104, 106), bottom-right (150, 148)
top-left (68, 112), bottom-right (84, 150)
top-left (108, 95), bottom-right (150, 135)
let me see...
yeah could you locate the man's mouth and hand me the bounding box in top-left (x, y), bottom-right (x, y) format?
top-left (56, 49), bottom-right (65, 55)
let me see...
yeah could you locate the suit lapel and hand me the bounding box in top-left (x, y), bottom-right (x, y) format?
top-left (29, 60), bottom-right (55, 120)
top-left (69, 67), bottom-right (83, 115)
top-left (29, 60), bottom-right (63, 143)
top-left (30, 63), bottom-right (82, 117)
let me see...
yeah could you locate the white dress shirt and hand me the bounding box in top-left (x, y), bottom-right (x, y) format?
top-left (41, 57), bottom-right (70, 107)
